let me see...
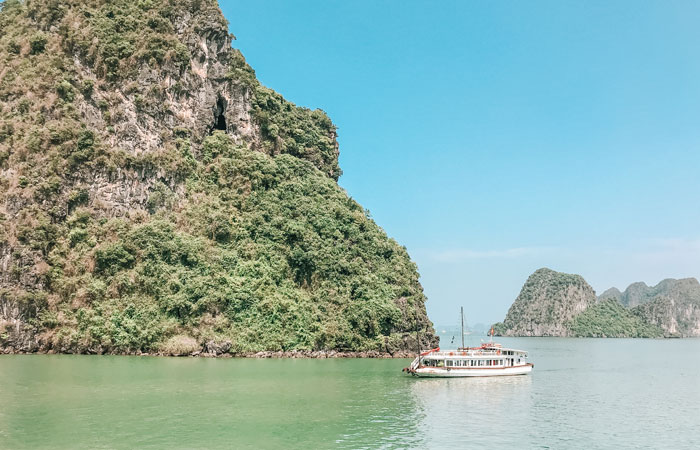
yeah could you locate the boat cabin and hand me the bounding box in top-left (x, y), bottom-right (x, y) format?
top-left (418, 343), bottom-right (528, 369)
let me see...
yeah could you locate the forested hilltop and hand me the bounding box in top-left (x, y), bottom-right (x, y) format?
top-left (0, 0), bottom-right (438, 355)
top-left (493, 268), bottom-right (700, 338)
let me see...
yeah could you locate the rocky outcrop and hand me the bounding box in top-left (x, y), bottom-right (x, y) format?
top-left (497, 268), bottom-right (597, 336)
top-left (628, 278), bottom-right (700, 337)
top-left (601, 278), bottom-right (700, 306)
top-left (496, 271), bottom-right (700, 338)
top-left (85, 20), bottom-right (259, 157)
top-left (0, 0), bottom-right (436, 355)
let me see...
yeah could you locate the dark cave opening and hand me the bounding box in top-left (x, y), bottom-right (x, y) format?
top-left (213, 97), bottom-right (227, 131)
top-left (215, 112), bottom-right (227, 131)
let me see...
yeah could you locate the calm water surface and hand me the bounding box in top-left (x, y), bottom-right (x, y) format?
top-left (1, 338), bottom-right (699, 449)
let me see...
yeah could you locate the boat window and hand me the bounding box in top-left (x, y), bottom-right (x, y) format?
top-left (446, 360), bottom-right (453, 367)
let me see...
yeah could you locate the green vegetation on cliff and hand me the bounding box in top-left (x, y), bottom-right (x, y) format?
top-left (496, 268), bottom-right (597, 337)
top-left (31, 134), bottom-right (425, 353)
top-left (494, 269), bottom-right (697, 338)
top-left (566, 299), bottom-right (664, 338)
top-left (0, 0), bottom-right (435, 354)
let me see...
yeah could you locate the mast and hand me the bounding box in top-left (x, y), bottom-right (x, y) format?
top-left (416, 301), bottom-right (421, 365)
top-left (460, 306), bottom-right (465, 349)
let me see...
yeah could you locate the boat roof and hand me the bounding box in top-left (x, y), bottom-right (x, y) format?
top-left (419, 344), bottom-right (528, 357)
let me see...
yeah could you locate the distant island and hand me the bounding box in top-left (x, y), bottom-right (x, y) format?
top-left (493, 268), bottom-right (700, 338)
top-left (0, 0), bottom-right (438, 356)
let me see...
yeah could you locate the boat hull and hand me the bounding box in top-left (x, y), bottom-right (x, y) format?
top-left (411, 363), bottom-right (533, 378)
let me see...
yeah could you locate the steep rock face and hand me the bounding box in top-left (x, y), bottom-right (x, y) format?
top-left (498, 268), bottom-right (597, 336)
top-left (498, 272), bottom-right (700, 338)
top-left (74, 6), bottom-right (261, 158)
top-left (601, 278), bottom-right (699, 308)
top-left (0, 0), bottom-right (437, 354)
top-left (629, 278), bottom-right (700, 337)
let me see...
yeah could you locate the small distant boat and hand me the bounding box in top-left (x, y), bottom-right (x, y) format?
top-left (403, 308), bottom-right (534, 378)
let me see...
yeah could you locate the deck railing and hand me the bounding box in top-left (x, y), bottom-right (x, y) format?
top-left (421, 350), bottom-right (527, 357)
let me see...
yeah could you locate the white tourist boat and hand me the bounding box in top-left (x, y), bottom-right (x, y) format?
top-left (404, 309), bottom-right (533, 378)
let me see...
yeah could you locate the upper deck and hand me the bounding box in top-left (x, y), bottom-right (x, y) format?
top-left (419, 343), bottom-right (528, 360)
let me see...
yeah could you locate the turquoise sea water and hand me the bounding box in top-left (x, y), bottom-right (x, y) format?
top-left (1, 338), bottom-right (699, 449)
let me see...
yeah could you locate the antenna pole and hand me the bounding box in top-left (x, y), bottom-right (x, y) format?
top-left (416, 301), bottom-right (421, 366)
top-left (460, 306), bottom-right (465, 349)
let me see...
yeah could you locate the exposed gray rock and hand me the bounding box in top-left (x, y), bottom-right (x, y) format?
top-left (499, 268), bottom-right (597, 337)
top-left (629, 278), bottom-right (700, 337)
top-left (204, 339), bottom-right (232, 355)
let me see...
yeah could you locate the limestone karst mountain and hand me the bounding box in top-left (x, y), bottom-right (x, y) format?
top-left (603, 278), bottom-right (700, 337)
top-left (0, 0), bottom-right (437, 355)
top-left (494, 269), bottom-right (700, 337)
top-left (494, 268), bottom-right (597, 337)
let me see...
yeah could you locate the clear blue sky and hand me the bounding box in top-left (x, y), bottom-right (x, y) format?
top-left (221, 1), bottom-right (700, 326)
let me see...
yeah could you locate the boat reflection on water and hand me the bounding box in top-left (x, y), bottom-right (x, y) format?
top-left (407, 375), bottom-right (534, 446)
top-left (410, 374), bottom-right (533, 407)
